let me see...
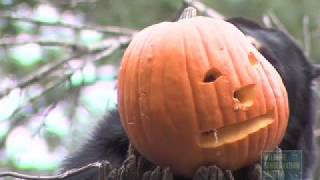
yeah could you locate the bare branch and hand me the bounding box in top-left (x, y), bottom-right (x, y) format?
top-left (0, 12), bottom-right (136, 35)
top-left (183, 0), bottom-right (225, 19)
top-left (0, 54), bottom-right (82, 99)
top-left (0, 36), bottom-right (130, 147)
top-left (0, 34), bottom-right (130, 147)
top-left (303, 16), bottom-right (311, 58)
top-left (266, 11), bottom-right (290, 35)
top-left (68, 88), bottom-right (81, 123)
top-left (262, 15), bottom-right (273, 28)
top-left (0, 161), bottom-right (111, 180)
top-left (0, 72), bottom-right (73, 148)
top-left (0, 35), bottom-right (130, 52)
top-left (92, 42), bottom-right (121, 62)
top-left (88, 35), bottom-right (131, 52)
top-left (266, 11), bottom-right (305, 51)
top-left (0, 35), bottom-right (131, 99)
top-left (32, 103), bottom-right (58, 137)
top-left (0, 36), bottom-right (87, 51)
top-left (179, 7), bottom-right (197, 20)
top-left (55, 0), bottom-right (98, 7)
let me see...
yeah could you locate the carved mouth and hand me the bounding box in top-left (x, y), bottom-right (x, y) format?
top-left (198, 110), bottom-right (275, 148)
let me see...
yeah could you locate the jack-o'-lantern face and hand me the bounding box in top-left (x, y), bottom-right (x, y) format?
top-left (118, 16), bottom-right (289, 177)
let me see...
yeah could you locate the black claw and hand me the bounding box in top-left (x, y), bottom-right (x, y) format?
top-left (208, 165), bottom-right (224, 180)
top-left (193, 166), bottom-right (235, 180)
top-left (247, 163), bottom-right (262, 180)
top-left (224, 170), bottom-right (234, 180)
top-left (106, 168), bottom-right (118, 180)
top-left (140, 166), bottom-right (174, 180)
top-left (137, 155), bottom-right (155, 178)
top-left (193, 166), bottom-right (209, 180)
top-left (123, 155), bottom-right (136, 166)
top-left (99, 161), bottom-right (112, 180)
top-left (142, 171), bottom-right (152, 180)
top-left (162, 167), bottom-right (174, 180)
top-left (150, 166), bottom-right (162, 180)
top-left (122, 155), bottom-right (138, 180)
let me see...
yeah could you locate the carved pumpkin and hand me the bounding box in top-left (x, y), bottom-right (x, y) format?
top-left (117, 16), bottom-right (289, 177)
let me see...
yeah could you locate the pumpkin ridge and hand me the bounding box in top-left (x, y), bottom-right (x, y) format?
top-left (191, 22), bottom-right (231, 164)
top-left (255, 50), bottom-right (289, 147)
top-left (139, 23), bottom-right (179, 161)
top-left (261, 64), bottom-right (280, 150)
top-left (138, 24), bottom-right (174, 152)
top-left (254, 60), bottom-right (278, 151)
top-left (118, 35), bottom-right (134, 133)
top-left (211, 22), bottom-right (244, 127)
top-left (119, 32), bottom-right (142, 140)
top-left (230, 33), bottom-right (263, 162)
top-left (227, 23), bottom-right (258, 166)
top-left (192, 21), bottom-right (226, 129)
top-left (179, 21), bottom-right (205, 165)
top-left (210, 19), bottom-right (250, 165)
top-left (136, 30), bottom-right (153, 147)
top-left (161, 23), bottom-right (179, 133)
top-left (270, 61), bottom-right (289, 144)
top-left (141, 24), bottom-right (170, 161)
top-left (219, 25), bottom-right (249, 163)
top-left (236, 38), bottom-right (269, 157)
top-left (260, 60), bottom-right (287, 149)
top-left (132, 26), bottom-right (158, 152)
top-left (244, 55), bottom-right (267, 159)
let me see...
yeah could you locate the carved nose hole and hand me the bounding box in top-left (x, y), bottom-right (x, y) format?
top-left (233, 84), bottom-right (256, 111)
top-left (203, 68), bottom-right (222, 83)
top-left (248, 52), bottom-right (258, 66)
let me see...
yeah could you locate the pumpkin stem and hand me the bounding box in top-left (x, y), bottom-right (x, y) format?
top-left (179, 6), bottom-right (197, 20)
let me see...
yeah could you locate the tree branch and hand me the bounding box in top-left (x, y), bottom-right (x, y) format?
top-left (0, 12), bottom-right (136, 35)
top-left (0, 35), bottom-right (131, 99)
top-left (0, 36), bottom-right (87, 51)
top-left (266, 11), bottom-right (290, 35)
top-left (0, 54), bottom-right (81, 99)
top-left (0, 161), bottom-right (111, 180)
top-left (0, 35), bottom-right (131, 147)
top-left (0, 72), bottom-right (73, 148)
top-left (303, 16), bottom-right (311, 58)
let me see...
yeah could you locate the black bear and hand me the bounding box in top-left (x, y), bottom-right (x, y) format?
top-left (61, 17), bottom-right (319, 180)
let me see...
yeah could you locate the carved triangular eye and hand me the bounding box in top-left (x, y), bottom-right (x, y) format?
top-left (203, 67), bottom-right (222, 83)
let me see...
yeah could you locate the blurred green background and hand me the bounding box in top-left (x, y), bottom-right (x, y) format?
top-left (0, 0), bottom-right (319, 179)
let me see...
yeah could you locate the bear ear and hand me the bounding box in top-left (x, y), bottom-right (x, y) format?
top-left (311, 64), bottom-right (320, 79)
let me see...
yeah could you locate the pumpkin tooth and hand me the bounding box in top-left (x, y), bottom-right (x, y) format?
top-left (199, 109), bottom-right (275, 148)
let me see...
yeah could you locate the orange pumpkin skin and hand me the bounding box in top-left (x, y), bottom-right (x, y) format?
top-left (117, 17), bottom-right (289, 177)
